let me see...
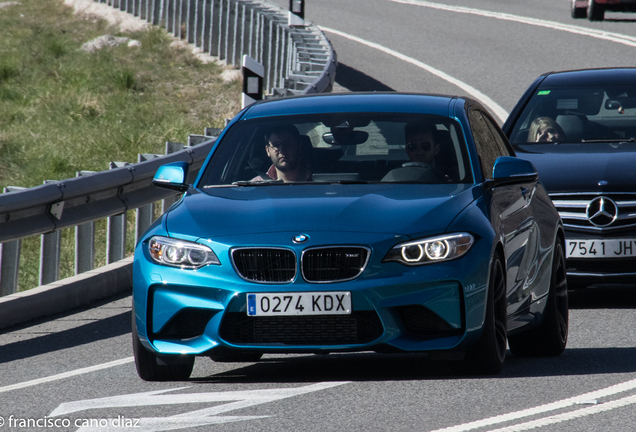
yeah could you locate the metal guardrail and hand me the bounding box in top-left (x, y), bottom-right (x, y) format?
top-left (0, 0), bottom-right (337, 297)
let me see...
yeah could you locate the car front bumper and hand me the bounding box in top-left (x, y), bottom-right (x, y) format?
top-left (132, 232), bottom-right (493, 356)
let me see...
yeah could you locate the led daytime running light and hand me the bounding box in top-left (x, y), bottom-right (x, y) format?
top-left (148, 236), bottom-right (219, 269)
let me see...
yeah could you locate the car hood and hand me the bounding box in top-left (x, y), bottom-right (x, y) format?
top-left (165, 184), bottom-right (479, 239)
top-left (513, 143), bottom-right (636, 193)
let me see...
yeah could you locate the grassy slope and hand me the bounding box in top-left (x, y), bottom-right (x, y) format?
top-left (0, 0), bottom-right (241, 189)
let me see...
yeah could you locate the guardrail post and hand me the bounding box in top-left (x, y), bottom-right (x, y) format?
top-left (200, 0), bottom-right (209, 51)
top-left (40, 181), bottom-right (62, 286)
top-left (136, 154), bottom-right (162, 243)
top-left (107, 162), bottom-right (129, 264)
top-left (75, 171), bottom-right (96, 275)
top-left (40, 231), bottom-right (61, 286)
top-left (195, 0), bottom-right (204, 47)
top-left (0, 240), bottom-right (20, 296)
top-left (166, 0), bottom-right (174, 32)
top-left (208, 0), bottom-right (220, 56)
top-left (187, 0), bottom-right (196, 44)
top-left (227, 0), bottom-right (237, 67)
top-left (0, 186), bottom-right (25, 296)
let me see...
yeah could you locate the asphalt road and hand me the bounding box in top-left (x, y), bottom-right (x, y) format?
top-left (2, 1), bottom-right (636, 431)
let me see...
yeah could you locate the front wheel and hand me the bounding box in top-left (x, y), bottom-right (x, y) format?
top-left (455, 255), bottom-right (507, 375)
top-left (588, 0), bottom-right (604, 21)
top-left (132, 315), bottom-right (195, 381)
top-left (508, 240), bottom-right (568, 357)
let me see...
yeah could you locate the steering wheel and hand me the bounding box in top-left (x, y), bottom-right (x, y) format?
top-left (401, 161), bottom-right (429, 168)
top-left (398, 161), bottom-right (449, 183)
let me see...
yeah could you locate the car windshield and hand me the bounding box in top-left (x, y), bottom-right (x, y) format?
top-left (509, 84), bottom-right (636, 144)
top-left (197, 113), bottom-right (473, 188)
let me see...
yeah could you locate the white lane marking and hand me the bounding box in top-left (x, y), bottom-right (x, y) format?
top-left (319, 26), bottom-right (509, 123)
top-left (428, 378), bottom-right (636, 432)
top-left (50, 382), bottom-right (350, 416)
top-left (49, 382), bottom-right (351, 432)
top-left (0, 357), bottom-right (134, 394)
top-left (389, 0), bottom-right (636, 48)
top-left (484, 394), bottom-right (636, 432)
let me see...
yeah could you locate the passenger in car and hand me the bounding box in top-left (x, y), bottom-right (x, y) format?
top-left (382, 121), bottom-right (446, 183)
top-left (253, 124), bottom-right (313, 182)
top-left (528, 117), bottom-right (566, 143)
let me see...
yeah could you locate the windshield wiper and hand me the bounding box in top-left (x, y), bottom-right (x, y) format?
top-left (581, 137), bottom-right (636, 143)
top-left (315, 180), bottom-right (370, 184)
top-left (203, 180), bottom-right (284, 188)
top-left (204, 179), bottom-right (373, 188)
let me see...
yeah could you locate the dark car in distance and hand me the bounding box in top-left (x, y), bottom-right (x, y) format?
top-left (502, 67), bottom-right (636, 290)
top-left (572, 0), bottom-right (636, 21)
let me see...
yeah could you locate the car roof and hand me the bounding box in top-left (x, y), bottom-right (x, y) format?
top-left (539, 67), bottom-right (636, 87)
top-left (239, 92), bottom-right (469, 120)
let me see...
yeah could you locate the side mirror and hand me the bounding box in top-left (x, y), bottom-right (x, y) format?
top-left (491, 156), bottom-right (538, 186)
top-left (152, 161), bottom-right (190, 192)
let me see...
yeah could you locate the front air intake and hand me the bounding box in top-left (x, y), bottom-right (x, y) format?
top-left (232, 248), bottom-right (297, 283)
top-left (302, 247), bottom-right (370, 283)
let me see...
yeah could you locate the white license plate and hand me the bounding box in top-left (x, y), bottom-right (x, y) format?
top-left (566, 239), bottom-right (636, 258)
top-left (247, 292), bottom-right (351, 316)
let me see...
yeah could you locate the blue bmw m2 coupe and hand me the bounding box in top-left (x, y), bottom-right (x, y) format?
top-left (132, 93), bottom-right (568, 380)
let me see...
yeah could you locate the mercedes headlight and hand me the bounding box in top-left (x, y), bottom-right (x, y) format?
top-left (148, 236), bottom-right (220, 269)
top-left (383, 233), bottom-right (474, 266)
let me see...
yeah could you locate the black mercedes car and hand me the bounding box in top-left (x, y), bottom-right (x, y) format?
top-left (502, 68), bottom-right (636, 290)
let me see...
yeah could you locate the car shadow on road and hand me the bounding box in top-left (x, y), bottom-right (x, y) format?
top-left (189, 288), bottom-right (636, 383)
top-left (334, 63), bottom-right (395, 92)
top-left (0, 291), bottom-right (132, 364)
top-left (189, 344), bottom-right (636, 384)
top-left (602, 18), bottom-right (636, 22)
top-left (568, 285), bottom-right (636, 309)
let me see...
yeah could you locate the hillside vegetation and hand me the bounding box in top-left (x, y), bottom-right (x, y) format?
top-left (0, 0), bottom-right (241, 291)
top-left (0, 0), bottom-right (241, 190)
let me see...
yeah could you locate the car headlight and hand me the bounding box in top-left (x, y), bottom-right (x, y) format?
top-left (148, 236), bottom-right (220, 269)
top-left (383, 233), bottom-right (474, 266)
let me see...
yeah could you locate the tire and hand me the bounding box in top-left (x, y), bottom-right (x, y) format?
top-left (132, 315), bottom-right (195, 381)
top-left (508, 240), bottom-right (569, 357)
top-left (455, 255), bottom-right (507, 375)
top-left (588, 0), bottom-right (604, 21)
top-left (571, 0), bottom-right (587, 18)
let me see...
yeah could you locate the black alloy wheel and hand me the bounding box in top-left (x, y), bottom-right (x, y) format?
top-left (588, 0), bottom-right (605, 20)
top-left (508, 240), bottom-right (569, 357)
top-left (456, 254), bottom-right (507, 375)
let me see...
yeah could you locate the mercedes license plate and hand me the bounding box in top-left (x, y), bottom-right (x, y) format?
top-left (566, 239), bottom-right (636, 258)
top-left (247, 292), bottom-right (351, 316)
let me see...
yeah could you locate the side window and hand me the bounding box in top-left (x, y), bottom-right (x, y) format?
top-left (483, 114), bottom-right (512, 157)
top-left (468, 109), bottom-right (501, 180)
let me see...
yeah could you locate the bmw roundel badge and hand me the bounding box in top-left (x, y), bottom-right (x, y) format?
top-left (292, 234), bottom-right (309, 244)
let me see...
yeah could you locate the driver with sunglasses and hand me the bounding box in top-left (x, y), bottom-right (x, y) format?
top-left (382, 121), bottom-right (446, 183)
top-left (404, 122), bottom-right (440, 167)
